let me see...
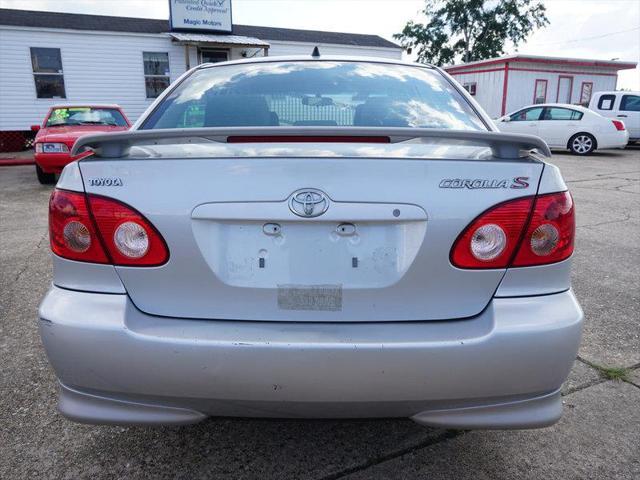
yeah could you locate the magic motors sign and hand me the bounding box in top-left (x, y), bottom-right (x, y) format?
top-left (169, 0), bottom-right (233, 33)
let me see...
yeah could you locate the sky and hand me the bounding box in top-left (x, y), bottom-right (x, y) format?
top-left (1, 0), bottom-right (639, 89)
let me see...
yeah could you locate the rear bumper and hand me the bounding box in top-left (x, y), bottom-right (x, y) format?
top-left (39, 286), bottom-right (583, 429)
top-left (597, 130), bottom-right (629, 149)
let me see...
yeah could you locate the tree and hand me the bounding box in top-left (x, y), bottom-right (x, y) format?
top-left (394, 0), bottom-right (549, 66)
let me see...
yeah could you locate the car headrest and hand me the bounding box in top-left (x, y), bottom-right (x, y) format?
top-left (204, 94), bottom-right (274, 126)
top-left (353, 98), bottom-right (409, 127)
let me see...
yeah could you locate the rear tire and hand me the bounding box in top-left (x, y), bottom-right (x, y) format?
top-left (36, 165), bottom-right (56, 185)
top-left (568, 133), bottom-right (596, 155)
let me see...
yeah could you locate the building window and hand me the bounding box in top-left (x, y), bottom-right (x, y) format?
top-left (143, 52), bottom-right (170, 99)
top-left (533, 79), bottom-right (547, 104)
top-left (30, 47), bottom-right (66, 99)
top-left (597, 94), bottom-right (616, 110)
top-left (620, 94), bottom-right (640, 112)
top-left (463, 82), bottom-right (477, 96)
top-left (200, 49), bottom-right (229, 64)
top-left (579, 82), bottom-right (593, 106)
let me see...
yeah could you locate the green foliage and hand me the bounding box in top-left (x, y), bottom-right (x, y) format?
top-left (597, 366), bottom-right (632, 382)
top-left (394, 0), bottom-right (549, 65)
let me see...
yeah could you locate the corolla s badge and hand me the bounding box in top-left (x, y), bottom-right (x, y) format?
top-left (289, 189), bottom-right (330, 218)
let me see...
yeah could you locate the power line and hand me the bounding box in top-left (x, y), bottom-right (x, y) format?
top-left (527, 26), bottom-right (640, 47)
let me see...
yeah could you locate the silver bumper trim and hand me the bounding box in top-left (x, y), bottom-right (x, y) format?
top-left (39, 287), bottom-right (582, 427)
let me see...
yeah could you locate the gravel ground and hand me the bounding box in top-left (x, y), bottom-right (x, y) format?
top-left (1, 147), bottom-right (638, 479)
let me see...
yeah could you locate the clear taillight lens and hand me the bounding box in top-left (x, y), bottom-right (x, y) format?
top-left (470, 224), bottom-right (507, 261)
top-left (114, 221), bottom-right (150, 259)
top-left (530, 223), bottom-right (559, 256)
top-left (63, 220), bottom-right (92, 253)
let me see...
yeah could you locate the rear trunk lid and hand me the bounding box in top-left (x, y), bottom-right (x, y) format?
top-left (78, 138), bottom-right (544, 322)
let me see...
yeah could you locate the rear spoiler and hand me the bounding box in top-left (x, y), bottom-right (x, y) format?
top-left (71, 127), bottom-right (551, 160)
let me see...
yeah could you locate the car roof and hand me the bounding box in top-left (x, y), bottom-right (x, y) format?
top-left (593, 91), bottom-right (640, 95)
top-left (50, 104), bottom-right (123, 109)
top-left (511, 103), bottom-right (592, 113)
top-left (528, 103), bottom-right (589, 110)
top-left (195, 55), bottom-right (435, 71)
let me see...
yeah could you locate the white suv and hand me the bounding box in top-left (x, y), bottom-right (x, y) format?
top-left (589, 91), bottom-right (640, 143)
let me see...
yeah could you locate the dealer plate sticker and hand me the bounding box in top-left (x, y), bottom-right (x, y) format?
top-left (277, 285), bottom-right (342, 311)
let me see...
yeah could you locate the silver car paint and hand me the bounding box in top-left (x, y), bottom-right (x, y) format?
top-left (77, 152), bottom-right (543, 322)
top-left (52, 255), bottom-right (126, 294)
top-left (40, 57), bottom-right (582, 428)
top-left (40, 286), bottom-right (582, 428)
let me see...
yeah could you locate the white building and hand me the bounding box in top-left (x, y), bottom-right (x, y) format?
top-left (0, 7), bottom-right (401, 151)
top-left (444, 54), bottom-right (637, 118)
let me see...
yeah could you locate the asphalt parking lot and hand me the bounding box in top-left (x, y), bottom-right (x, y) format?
top-left (1, 148), bottom-right (639, 479)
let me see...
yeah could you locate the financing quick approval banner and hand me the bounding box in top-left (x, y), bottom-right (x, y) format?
top-left (170, 0), bottom-right (233, 33)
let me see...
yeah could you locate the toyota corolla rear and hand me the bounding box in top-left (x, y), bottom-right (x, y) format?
top-left (38, 58), bottom-right (583, 429)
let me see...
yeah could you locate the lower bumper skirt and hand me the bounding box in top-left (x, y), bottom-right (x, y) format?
top-left (59, 382), bottom-right (562, 429)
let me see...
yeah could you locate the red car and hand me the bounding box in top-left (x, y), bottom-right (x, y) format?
top-left (33, 104), bottom-right (131, 184)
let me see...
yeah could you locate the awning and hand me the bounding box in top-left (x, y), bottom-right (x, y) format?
top-left (168, 32), bottom-right (270, 49)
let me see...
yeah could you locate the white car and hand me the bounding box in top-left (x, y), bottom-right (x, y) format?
top-left (589, 91), bottom-right (640, 143)
top-left (496, 103), bottom-right (629, 155)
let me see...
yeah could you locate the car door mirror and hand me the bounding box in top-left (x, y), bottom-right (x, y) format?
top-left (31, 125), bottom-right (41, 132)
top-left (501, 116), bottom-right (511, 123)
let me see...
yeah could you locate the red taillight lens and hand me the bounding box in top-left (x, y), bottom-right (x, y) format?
top-left (451, 191), bottom-right (574, 269)
top-left (86, 195), bottom-right (169, 266)
top-left (451, 197), bottom-right (534, 269)
top-left (49, 190), bottom-right (109, 263)
top-left (48, 190), bottom-right (169, 266)
top-left (512, 191), bottom-right (574, 266)
top-left (612, 120), bottom-right (626, 131)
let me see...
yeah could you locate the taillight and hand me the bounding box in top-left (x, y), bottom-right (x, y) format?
top-left (512, 191), bottom-right (574, 266)
top-left (49, 190), bottom-right (109, 264)
top-left (87, 195), bottom-right (169, 266)
top-left (49, 189), bottom-right (169, 266)
top-left (451, 197), bottom-right (534, 269)
top-left (612, 120), bottom-right (626, 131)
top-left (451, 191), bottom-right (574, 269)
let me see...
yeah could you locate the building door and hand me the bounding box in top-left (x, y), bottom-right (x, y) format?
top-left (199, 49), bottom-right (229, 64)
top-left (556, 76), bottom-right (573, 104)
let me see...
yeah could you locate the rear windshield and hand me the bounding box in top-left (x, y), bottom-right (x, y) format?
top-left (141, 61), bottom-right (486, 131)
top-left (46, 107), bottom-right (128, 127)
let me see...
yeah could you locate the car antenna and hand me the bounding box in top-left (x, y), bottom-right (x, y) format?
top-left (311, 46), bottom-right (321, 58)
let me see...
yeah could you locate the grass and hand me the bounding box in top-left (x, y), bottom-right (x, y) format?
top-left (579, 357), bottom-right (633, 382)
top-left (597, 366), bottom-right (632, 382)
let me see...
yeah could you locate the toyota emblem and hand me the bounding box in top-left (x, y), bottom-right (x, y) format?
top-left (289, 189), bottom-right (330, 218)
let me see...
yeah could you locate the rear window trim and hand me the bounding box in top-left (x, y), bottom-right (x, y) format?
top-left (597, 94), bottom-right (616, 111)
top-left (137, 59), bottom-right (492, 132)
